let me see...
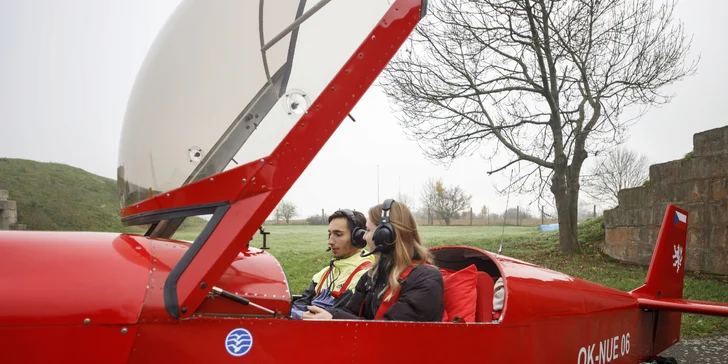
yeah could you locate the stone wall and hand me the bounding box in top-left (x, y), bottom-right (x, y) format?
top-left (603, 126), bottom-right (728, 275)
top-left (0, 189), bottom-right (17, 230)
top-left (0, 190), bottom-right (24, 230)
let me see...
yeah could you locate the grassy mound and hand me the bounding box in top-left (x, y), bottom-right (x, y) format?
top-left (0, 158), bottom-right (205, 233)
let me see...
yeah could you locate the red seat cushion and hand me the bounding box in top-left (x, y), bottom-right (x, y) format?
top-left (474, 272), bottom-right (495, 322)
top-left (439, 267), bottom-right (456, 277)
top-left (441, 264), bottom-right (478, 323)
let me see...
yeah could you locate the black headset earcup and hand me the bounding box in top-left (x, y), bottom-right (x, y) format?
top-left (351, 227), bottom-right (367, 248)
top-left (339, 209), bottom-right (364, 249)
top-left (372, 199), bottom-right (396, 251)
top-left (372, 224), bottom-right (394, 248)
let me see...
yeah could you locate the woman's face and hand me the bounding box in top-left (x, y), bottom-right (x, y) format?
top-left (365, 219), bottom-right (377, 252)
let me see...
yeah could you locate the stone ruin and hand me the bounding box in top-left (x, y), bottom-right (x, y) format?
top-left (0, 190), bottom-right (25, 230)
top-left (603, 126), bottom-right (728, 275)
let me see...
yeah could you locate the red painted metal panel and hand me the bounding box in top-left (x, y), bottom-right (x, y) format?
top-left (0, 231), bottom-right (150, 326)
top-left (119, 235), bottom-right (291, 322)
top-left (198, 246), bottom-right (292, 315)
top-left (497, 256), bottom-right (640, 326)
top-left (119, 160), bottom-right (263, 218)
top-left (174, 191), bottom-right (285, 318)
top-left (637, 297), bottom-right (728, 316)
top-left (126, 311), bottom-right (658, 363)
top-left (0, 325), bottom-right (137, 364)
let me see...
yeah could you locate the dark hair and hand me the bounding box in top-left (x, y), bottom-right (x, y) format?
top-left (328, 209), bottom-right (366, 233)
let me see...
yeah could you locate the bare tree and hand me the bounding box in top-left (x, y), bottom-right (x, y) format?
top-left (577, 199), bottom-right (605, 220)
top-left (503, 206), bottom-right (534, 221)
top-left (420, 178), bottom-right (438, 224)
top-left (275, 200), bottom-right (297, 224)
top-left (479, 205), bottom-right (489, 219)
top-left (274, 209), bottom-right (282, 224)
top-left (396, 192), bottom-right (413, 209)
top-left (380, 0), bottom-right (697, 252)
top-left (583, 147), bottom-right (649, 208)
top-left (422, 179), bottom-right (472, 225)
top-left (413, 206), bottom-right (430, 221)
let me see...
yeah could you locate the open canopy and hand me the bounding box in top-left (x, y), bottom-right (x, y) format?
top-left (117, 0), bottom-right (394, 211)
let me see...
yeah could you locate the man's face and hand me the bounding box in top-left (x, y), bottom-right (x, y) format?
top-left (328, 217), bottom-right (358, 259)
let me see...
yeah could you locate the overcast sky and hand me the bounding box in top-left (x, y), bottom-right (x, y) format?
top-left (1, 0), bottom-right (726, 220)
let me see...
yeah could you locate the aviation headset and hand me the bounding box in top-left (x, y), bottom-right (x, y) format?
top-left (371, 198), bottom-right (396, 252)
top-left (337, 209), bottom-right (367, 249)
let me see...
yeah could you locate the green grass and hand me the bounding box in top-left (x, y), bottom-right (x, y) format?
top-left (0, 158), bottom-right (140, 232)
top-left (175, 217), bottom-right (728, 337)
top-left (0, 158), bottom-right (205, 233)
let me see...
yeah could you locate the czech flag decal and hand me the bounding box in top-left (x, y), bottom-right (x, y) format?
top-left (674, 211), bottom-right (687, 230)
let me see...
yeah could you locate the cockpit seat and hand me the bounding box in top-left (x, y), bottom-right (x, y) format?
top-left (430, 246), bottom-right (503, 323)
top-left (474, 272), bottom-right (495, 322)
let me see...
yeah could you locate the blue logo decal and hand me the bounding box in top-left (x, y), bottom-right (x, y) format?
top-left (225, 328), bottom-right (253, 357)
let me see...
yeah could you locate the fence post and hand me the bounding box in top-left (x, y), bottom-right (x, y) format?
top-left (541, 207), bottom-right (544, 225)
top-left (470, 207), bottom-right (473, 226)
top-left (593, 205), bottom-right (596, 218)
top-left (322, 208), bottom-right (325, 224)
top-left (516, 206), bottom-right (520, 226)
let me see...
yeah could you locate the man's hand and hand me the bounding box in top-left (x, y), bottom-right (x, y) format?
top-left (302, 305), bottom-right (333, 320)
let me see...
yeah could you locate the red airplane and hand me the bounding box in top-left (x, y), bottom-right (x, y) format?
top-left (1, 0), bottom-right (727, 363)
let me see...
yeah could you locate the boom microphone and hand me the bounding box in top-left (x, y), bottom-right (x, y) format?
top-left (361, 245), bottom-right (385, 257)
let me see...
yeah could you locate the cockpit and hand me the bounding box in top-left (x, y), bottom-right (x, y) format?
top-left (172, 228), bottom-right (508, 325)
top-left (431, 246), bottom-right (505, 322)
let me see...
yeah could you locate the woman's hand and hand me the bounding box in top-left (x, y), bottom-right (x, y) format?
top-left (301, 305), bottom-right (333, 320)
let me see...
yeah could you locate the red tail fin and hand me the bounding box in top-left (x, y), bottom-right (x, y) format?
top-left (632, 204), bottom-right (688, 299)
top-left (631, 204), bottom-right (688, 354)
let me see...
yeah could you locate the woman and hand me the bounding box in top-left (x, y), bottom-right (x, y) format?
top-left (302, 199), bottom-right (444, 321)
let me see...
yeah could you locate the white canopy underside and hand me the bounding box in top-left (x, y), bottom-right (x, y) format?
top-left (117, 0), bottom-right (391, 208)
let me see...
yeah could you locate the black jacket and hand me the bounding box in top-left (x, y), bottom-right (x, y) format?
top-left (328, 264), bottom-right (444, 322)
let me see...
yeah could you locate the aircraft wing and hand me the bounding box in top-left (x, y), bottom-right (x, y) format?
top-left (637, 297), bottom-right (728, 317)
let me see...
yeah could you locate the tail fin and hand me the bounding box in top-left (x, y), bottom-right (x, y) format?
top-left (631, 204), bottom-right (688, 354)
top-left (632, 204), bottom-right (688, 299)
top-left (632, 205), bottom-right (728, 354)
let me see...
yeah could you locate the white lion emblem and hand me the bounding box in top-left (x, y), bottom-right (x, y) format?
top-left (672, 245), bottom-right (683, 273)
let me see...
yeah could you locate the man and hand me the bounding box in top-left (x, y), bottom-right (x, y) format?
top-left (291, 209), bottom-right (375, 319)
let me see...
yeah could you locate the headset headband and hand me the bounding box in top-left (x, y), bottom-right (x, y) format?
top-left (382, 199), bottom-right (394, 214)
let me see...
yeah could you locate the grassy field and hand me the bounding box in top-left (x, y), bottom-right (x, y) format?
top-left (173, 218), bottom-right (728, 337)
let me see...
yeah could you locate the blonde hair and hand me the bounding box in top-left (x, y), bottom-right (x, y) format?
top-left (367, 200), bottom-right (429, 301)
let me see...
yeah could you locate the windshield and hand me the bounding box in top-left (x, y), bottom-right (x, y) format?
top-left (117, 0), bottom-right (392, 210)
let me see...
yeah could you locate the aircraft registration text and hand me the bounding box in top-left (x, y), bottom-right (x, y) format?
top-left (577, 332), bottom-right (630, 364)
